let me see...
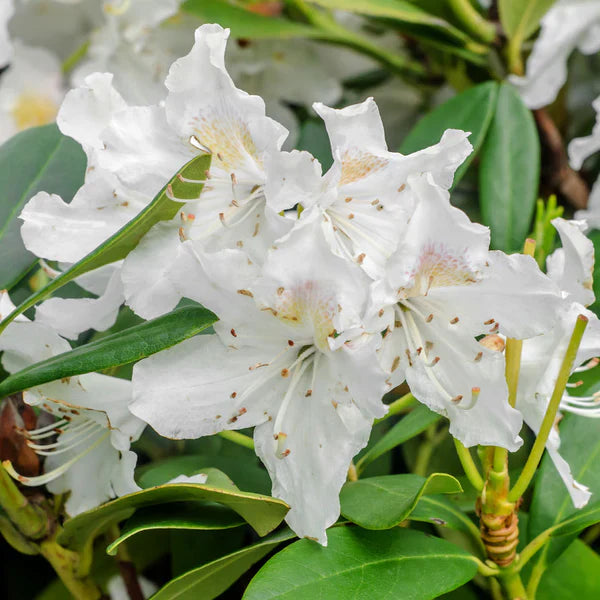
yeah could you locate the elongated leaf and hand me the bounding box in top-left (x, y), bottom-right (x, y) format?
top-left (243, 526), bottom-right (478, 599)
top-left (0, 124), bottom-right (86, 289)
top-left (107, 503), bottom-right (245, 556)
top-left (400, 82), bottom-right (499, 188)
top-left (58, 469), bottom-right (289, 553)
top-left (550, 501), bottom-right (600, 538)
top-left (340, 473), bottom-right (462, 530)
top-left (410, 494), bottom-right (480, 537)
top-left (306, 0), bottom-right (473, 45)
top-left (182, 0), bottom-right (319, 39)
top-left (358, 404), bottom-right (440, 471)
top-left (137, 454), bottom-right (271, 495)
top-left (153, 528), bottom-right (295, 600)
top-left (0, 305), bottom-right (216, 398)
top-left (479, 83), bottom-right (540, 251)
top-left (529, 413), bottom-right (600, 566)
top-left (499, 0), bottom-right (557, 41)
top-left (537, 540), bottom-right (600, 599)
top-left (0, 153), bottom-right (211, 334)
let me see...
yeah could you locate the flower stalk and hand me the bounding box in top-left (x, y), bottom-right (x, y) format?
top-left (508, 313), bottom-right (589, 502)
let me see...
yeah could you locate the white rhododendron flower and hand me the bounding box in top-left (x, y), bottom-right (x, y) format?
top-left (571, 95), bottom-right (600, 229)
top-left (71, 0), bottom-right (186, 104)
top-left (268, 97), bottom-right (472, 280)
top-left (0, 0), bottom-right (13, 68)
top-left (371, 174), bottom-right (562, 450)
top-left (510, 0), bottom-right (600, 109)
top-left (518, 218), bottom-right (600, 508)
top-left (131, 216), bottom-right (390, 544)
top-left (0, 292), bottom-right (144, 516)
top-left (0, 41), bottom-right (64, 142)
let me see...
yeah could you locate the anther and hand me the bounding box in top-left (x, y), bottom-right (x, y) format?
top-left (391, 356), bottom-right (400, 372)
top-left (426, 314), bottom-right (433, 323)
top-left (450, 317), bottom-right (459, 324)
top-left (237, 289), bottom-right (253, 297)
top-left (451, 394), bottom-right (463, 404)
top-left (230, 328), bottom-right (237, 337)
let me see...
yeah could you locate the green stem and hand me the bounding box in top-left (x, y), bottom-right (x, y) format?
top-left (40, 537), bottom-right (102, 600)
top-left (500, 570), bottom-right (528, 599)
top-left (453, 438), bottom-right (484, 492)
top-left (0, 465), bottom-right (49, 540)
top-left (508, 314), bottom-right (589, 502)
top-left (287, 0), bottom-right (426, 77)
top-left (447, 0), bottom-right (496, 43)
top-left (218, 430), bottom-right (255, 450)
top-left (505, 338), bottom-right (524, 409)
top-left (506, 35), bottom-right (524, 76)
top-left (374, 392), bottom-right (416, 424)
top-left (0, 513), bottom-right (39, 555)
top-left (62, 40), bottom-right (90, 74)
top-left (526, 551), bottom-right (547, 598)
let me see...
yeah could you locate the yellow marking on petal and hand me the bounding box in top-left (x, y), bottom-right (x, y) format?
top-left (194, 116), bottom-right (259, 172)
top-left (12, 94), bottom-right (58, 131)
top-left (340, 150), bottom-right (387, 185)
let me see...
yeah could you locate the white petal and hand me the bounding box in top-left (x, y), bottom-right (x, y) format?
top-left (0, 0), bottom-right (13, 68)
top-left (509, 1), bottom-right (600, 109)
top-left (254, 357), bottom-right (374, 544)
top-left (98, 104), bottom-right (193, 196)
top-left (568, 96), bottom-right (600, 169)
top-left (35, 268), bottom-right (124, 339)
top-left (546, 218), bottom-right (595, 306)
top-left (165, 24), bottom-right (288, 180)
top-left (20, 170), bottom-right (147, 263)
top-left (57, 72), bottom-right (127, 162)
top-left (46, 439), bottom-right (139, 516)
top-left (108, 575), bottom-right (157, 600)
top-left (131, 334), bottom-right (288, 439)
top-left (575, 175), bottom-right (600, 230)
top-left (121, 222), bottom-right (183, 319)
top-left (0, 319), bottom-right (70, 373)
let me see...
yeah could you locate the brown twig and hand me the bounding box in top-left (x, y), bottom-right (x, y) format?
top-left (534, 108), bottom-right (590, 210)
top-left (116, 559), bottom-right (145, 600)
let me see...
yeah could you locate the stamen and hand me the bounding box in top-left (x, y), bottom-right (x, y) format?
top-left (3, 430), bottom-right (110, 486)
top-left (573, 357), bottom-right (600, 373)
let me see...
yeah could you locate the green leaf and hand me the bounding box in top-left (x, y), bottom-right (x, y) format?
top-left (306, 0), bottom-right (474, 46)
top-left (400, 82), bottom-right (499, 188)
top-left (529, 413), bottom-right (600, 565)
top-left (154, 528), bottom-right (295, 600)
top-left (410, 494), bottom-right (480, 537)
top-left (106, 503), bottom-right (245, 556)
top-left (181, 0), bottom-right (319, 39)
top-left (358, 404), bottom-right (440, 471)
top-left (0, 153), bottom-right (211, 334)
top-left (137, 453), bottom-right (270, 495)
top-left (550, 500), bottom-right (600, 538)
top-left (0, 305), bottom-right (216, 399)
top-left (479, 83), bottom-right (540, 251)
top-left (57, 469), bottom-right (289, 554)
top-left (340, 473), bottom-right (462, 529)
top-left (243, 526), bottom-right (478, 600)
top-left (499, 0), bottom-right (557, 41)
top-left (0, 124), bottom-right (86, 289)
top-left (537, 540), bottom-right (600, 599)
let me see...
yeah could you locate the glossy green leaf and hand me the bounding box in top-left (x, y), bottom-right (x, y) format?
top-left (0, 305), bottom-right (216, 399)
top-left (537, 540), bottom-right (600, 599)
top-left (499, 0), bottom-right (557, 41)
top-left (243, 526), bottom-right (478, 600)
top-left (306, 0), bottom-right (473, 46)
top-left (57, 469), bottom-right (289, 554)
top-left (182, 0), bottom-right (319, 39)
top-left (0, 124), bottom-right (86, 289)
top-left (549, 500), bottom-right (600, 538)
top-left (154, 528), bottom-right (295, 600)
top-left (410, 494), bottom-right (480, 537)
top-left (107, 503), bottom-right (245, 556)
top-left (400, 82), bottom-right (499, 187)
top-left (137, 453), bottom-right (270, 495)
top-left (340, 473), bottom-right (462, 529)
top-left (358, 404), bottom-right (440, 471)
top-left (529, 413), bottom-right (600, 566)
top-left (479, 83), bottom-right (540, 251)
top-left (0, 153), bottom-right (211, 334)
